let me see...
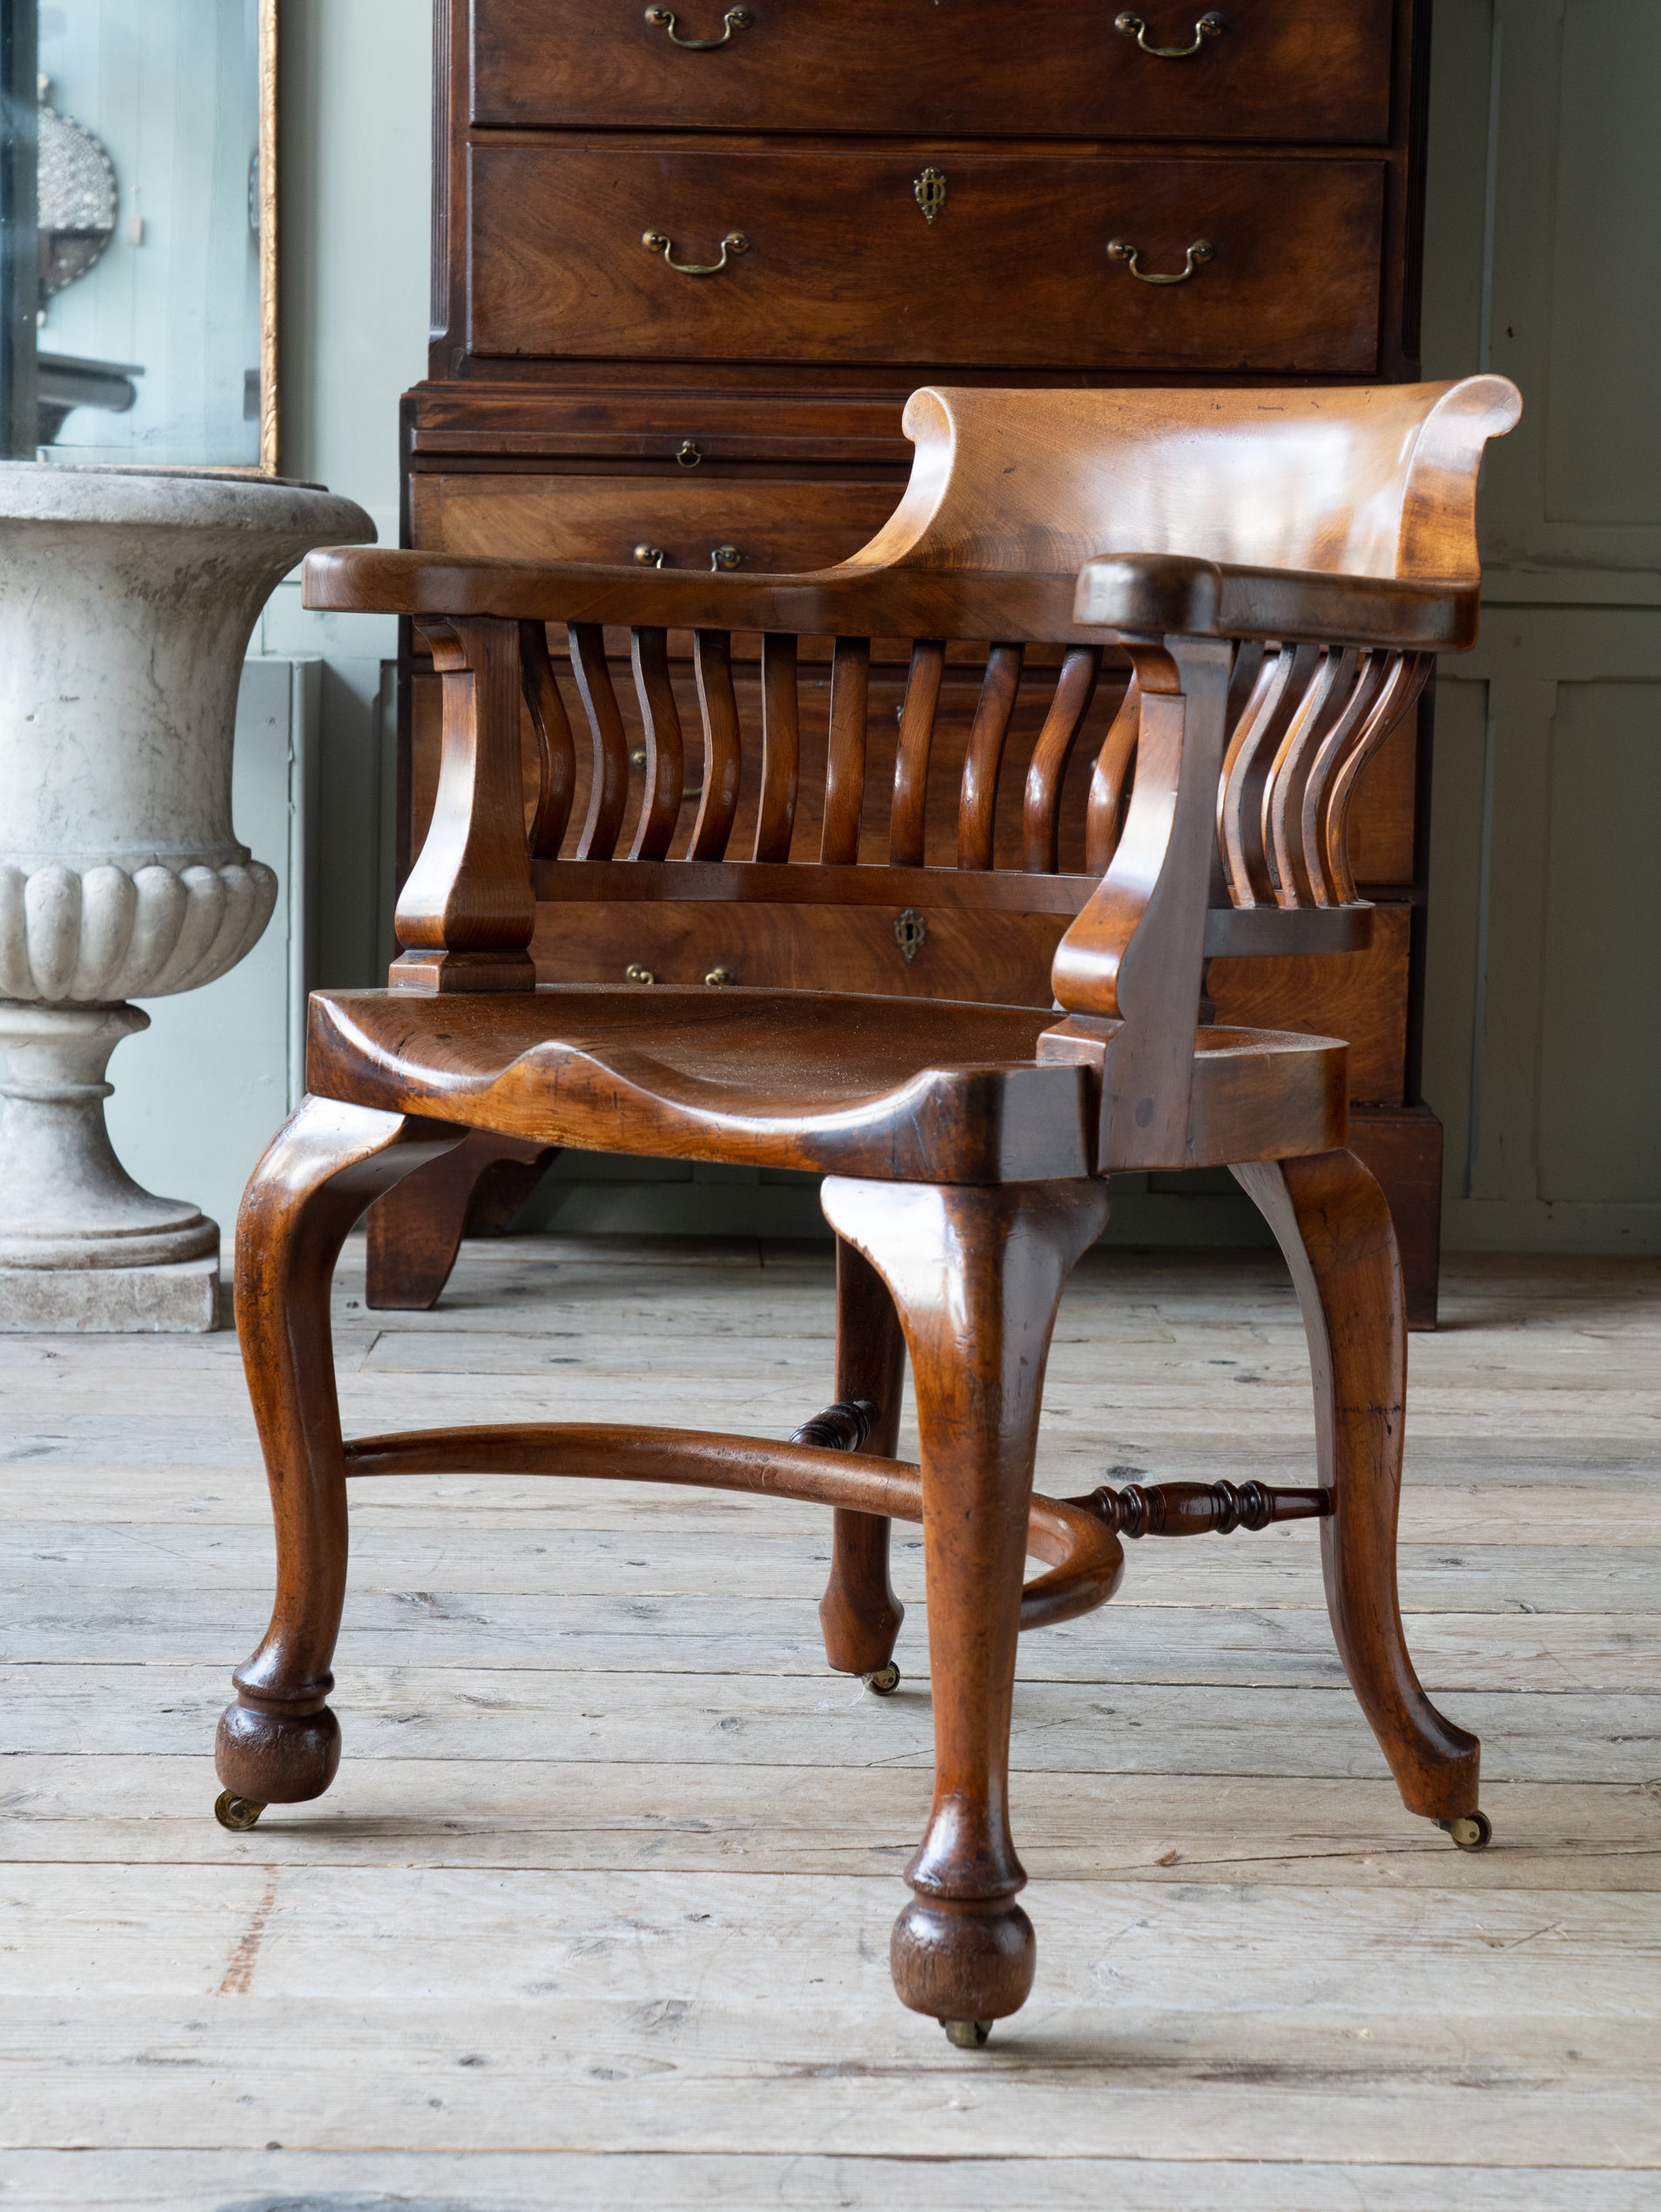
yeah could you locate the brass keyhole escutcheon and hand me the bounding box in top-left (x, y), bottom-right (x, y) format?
top-left (894, 908), bottom-right (927, 963)
top-left (914, 167), bottom-right (947, 225)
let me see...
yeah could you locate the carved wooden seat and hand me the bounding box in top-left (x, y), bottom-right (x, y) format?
top-left (216, 375), bottom-right (1520, 2048)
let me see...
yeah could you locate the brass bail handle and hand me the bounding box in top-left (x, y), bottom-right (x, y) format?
top-left (1107, 237), bottom-right (1214, 285)
top-left (644, 4), bottom-right (754, 49)
top-left (642, 227), bottom-right (750, 276)
top-left (1113, 10), bottom-right (1225, 57)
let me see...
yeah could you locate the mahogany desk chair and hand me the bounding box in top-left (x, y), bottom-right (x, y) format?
top-left (214, 377), bottom-right (1521, 2046)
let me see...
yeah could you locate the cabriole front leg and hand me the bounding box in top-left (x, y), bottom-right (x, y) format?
top-left (1232, 1150), bottom-right (1483, 1836)
top-left (215, 1098), bottom-right (466, 1823)
top-left (821, 1174), bottom-right (1111, 2039)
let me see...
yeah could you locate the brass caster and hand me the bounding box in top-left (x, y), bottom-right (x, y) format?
top-left (942, 2019), bottom-right (992, 2049)
top-left (864, 1663), bottom-right (901, 1697)
top-left (1436, 1811), bottom-right (1492, 1852)
top-left (214, 1790), bottom-right (266, 1833)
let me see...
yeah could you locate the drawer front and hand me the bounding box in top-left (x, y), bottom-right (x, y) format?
top-left (1210, 901), bottom-right (1411, 1106)
top-left (472, 0), bottom-right (1395, 145)
top-left (410, 473), bottom-right (899, 571)
top-left (468, 147), bottom-right (1385, 373)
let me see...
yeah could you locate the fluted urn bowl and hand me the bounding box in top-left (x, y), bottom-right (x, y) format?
top-left (0, 465), bottom-right (373, 1329)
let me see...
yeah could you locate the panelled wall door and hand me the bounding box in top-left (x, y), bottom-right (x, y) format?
top-left (387, 0), bottom-right (1443, 1321)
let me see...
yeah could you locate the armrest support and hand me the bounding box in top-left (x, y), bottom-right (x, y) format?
top-left (1073, 554), bottom-right (1479, 653)
top-left (1046, 635), bottom-right (1234, 1168)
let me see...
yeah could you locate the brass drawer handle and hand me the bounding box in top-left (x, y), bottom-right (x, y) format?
top-left (709, 543), bottom-right (744, 570)
top-left (625, 963), bottom-right (656, 985)
top-left (635, 542), bottom-right (667, 568)
top-left (642, 228), bottom-right (750, 276)
top-left (1107, 237), bottom-right (1214, 285)
top-left (644, 4), bottom-right (753, 49)
top-left (705, 965), bottom-right (736, 986)
top-left (1114, 10), bottom-right (1225, 57)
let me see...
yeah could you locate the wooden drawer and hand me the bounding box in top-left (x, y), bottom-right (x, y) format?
top-left (523, 900), bottom-right (1411, 1108)
top-left (410, 472), bottom-right (898, 570)
top-left (1210, 900), bottom-right (1411, 1106)
top-left (468, 147), bottom-right (1386, 373)
top-left (472, 0), bottom-right (1395, 145)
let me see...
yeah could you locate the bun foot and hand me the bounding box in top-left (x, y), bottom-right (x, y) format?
top-left (864, 1664), bottom-right (901, 1697)
top-left (1436, 1811), bottom-right (1492, 1852)
top-left (891, 1897), bottom-right (1035, 2025)
top-left (213, 1790), bottom-right (266, 1832)
top-left (942, 2019), bottom-right (992, 2049)
top-left (216, 1700), bottom-right (340, 1805)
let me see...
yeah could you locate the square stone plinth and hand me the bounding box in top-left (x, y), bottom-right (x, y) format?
top-left (0, 1255), bottom-right (220, 1333)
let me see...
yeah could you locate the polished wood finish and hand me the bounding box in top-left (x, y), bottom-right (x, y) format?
top-left (364, 1127), bottom-right (554, 1310)
top-left (391, 618), bottom-right (536, 993)
top-left (816, 1238), bottom-right (907, 1679)
top-left (472, 0), bottom-right (1396, 144)
top-left (217, 1100), bottom-right (466, 1805)
top-left (819, 1172), bottom-right (1113, 2025)
top-left (397, 0), bottom-right (1448, 1314)
top-left (223, 373), bottom-right (1518, 2036)
top-left (468, 148), bottom-right (1385, 374)
top-left (1233, 1148), bottom-right (1481, 1819)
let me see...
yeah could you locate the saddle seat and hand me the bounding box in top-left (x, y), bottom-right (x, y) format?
top-left (306, 985), bottom-right (1347, 1181)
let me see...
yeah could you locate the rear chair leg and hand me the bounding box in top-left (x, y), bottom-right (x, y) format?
top-left (213, 1098), bottom-right (466, 1830)
top-left (818, 1236), bottom-right (907, 1686)
top-left (1233, 1149), bottom-right (1487, 1846)
top-left (823, 1173), bottom-right (1111, 2041)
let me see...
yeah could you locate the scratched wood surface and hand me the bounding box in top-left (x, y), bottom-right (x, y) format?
top-left (1, 1239), bottom-right (1658, 2209)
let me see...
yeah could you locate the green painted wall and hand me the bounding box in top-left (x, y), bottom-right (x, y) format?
top-left (1419, 0), bottom-right (1661, 1250)
top-left (273, 0), bottom-right (1661, 1251)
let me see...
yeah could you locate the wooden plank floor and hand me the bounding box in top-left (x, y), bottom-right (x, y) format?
top-left (2, 1237), bottom-right (1658, 2210)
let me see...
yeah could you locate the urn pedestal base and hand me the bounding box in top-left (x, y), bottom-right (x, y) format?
top-left (0, 1002), bottom-right (222, 1334)
top-left (0, 1254), bottom-right (219, 1334)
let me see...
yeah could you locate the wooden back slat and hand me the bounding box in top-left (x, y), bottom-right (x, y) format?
top-left (1264, 648), bottom-right (1361, 910)
top-left (568, 622), bottom-right (630, 861)
top-left (1318, 653), bottom-right (1431, 904)
top-left (518, 620), bottom-right (576, 861)
top-left (889, 639), bottom-right (945, 868)
top-left (628, 627), bottom-right (686, 862)
top-left (1219, 642), bottom-right (1321, 908)
top-left (1297, 655), bottom-right (1390, 907)
top-left (957, 643), bottom-right (1026, 871)
top-left (753, 633), bottom-right (800, 864)
top-left (1084, 676), bottom-right (1140, 877)
top-left (1021, 646), bottom-right (1102, 874)
top-left (689, 629), bottom-right (743, 862)
top-left (820, 635), bottom-right (871, 864)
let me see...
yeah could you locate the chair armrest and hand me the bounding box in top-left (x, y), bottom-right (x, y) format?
top-left (302, 548), bottom-right (1094, 646)
top-left (1073, 554), bottom-right (1480, 652)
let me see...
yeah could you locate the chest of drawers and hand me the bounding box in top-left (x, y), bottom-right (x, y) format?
top-left (391, 0), bottom-right (1443, 1321)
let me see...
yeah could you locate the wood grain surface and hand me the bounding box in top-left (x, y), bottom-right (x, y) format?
top-left (2, 1236), bottom-right (1657, 2203)
top-left (471, 0), bottom-right (1395, 145)
top-left (467, 147), bottom-right (1387, 373)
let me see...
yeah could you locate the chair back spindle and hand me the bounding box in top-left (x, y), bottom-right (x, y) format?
top-left (313, 373), bottom-right (1520, 1166)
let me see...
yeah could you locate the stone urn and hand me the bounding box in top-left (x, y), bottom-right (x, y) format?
top-left (0, 466), bottom-right (373, 1330)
